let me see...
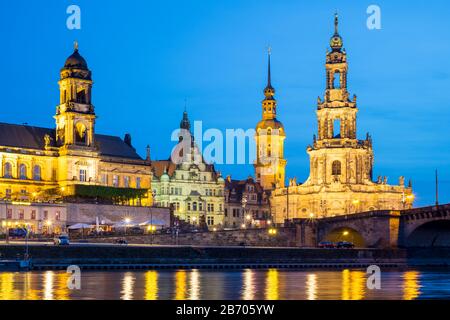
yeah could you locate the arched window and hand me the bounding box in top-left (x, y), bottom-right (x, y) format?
top-left (332, 160), bottom-right (341, 176)
top-left (333, 118), bottom-right (341, 138)
top-left (76, 89), bottom-right (86, 104)
top-left (333, 71), bottom-right (341, 89)
top-left (33, 165), bottom-right (41, 181)
top-left (193, 202), bottom-right (198, 211)
top-left (75, 122), bottom-right (87, 145)
top-left (19, 164), bottom-right (27, 180)
top-left (3, 162), bottom-right (12, 178)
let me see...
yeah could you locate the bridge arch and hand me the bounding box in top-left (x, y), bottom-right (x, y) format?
top-left (322, 226), bottom-right (366, 247)
top-left (405, 220), bottom-right (450, 247)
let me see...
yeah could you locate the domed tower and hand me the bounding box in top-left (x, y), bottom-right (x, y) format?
top-left (305, 14), bottom-right (373, 187)
top-left (54, 42), bottom-right (96, 148)
top-left (254, 49), bottom-right (286, 190)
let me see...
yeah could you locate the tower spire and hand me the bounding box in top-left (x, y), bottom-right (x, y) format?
top-left (334, 12), bottom-right (339, 35)
top-left (74, 40), bottom-right (79, 52)
top-left (267, 46), bottom-right (272, 89)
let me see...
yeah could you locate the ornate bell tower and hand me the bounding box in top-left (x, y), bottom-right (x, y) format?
top-left (55, 42), bottom-right (96, 149)
top-left (254, 50), bottom-right (287, 190)
top-left (305, 14), bottom-right (373, 186)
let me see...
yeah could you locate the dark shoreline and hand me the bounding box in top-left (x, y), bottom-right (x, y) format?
top-left (1, 245), bottom-right (450, 271)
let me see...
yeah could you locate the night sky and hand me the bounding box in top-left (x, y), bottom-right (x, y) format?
top-left (1, 0), bottom-right (449, 206)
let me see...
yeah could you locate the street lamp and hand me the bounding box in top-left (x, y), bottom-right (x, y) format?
top-left (124, 218), bottom-right (131, 235)
top-left (268, 228), bottom-right (277, 236)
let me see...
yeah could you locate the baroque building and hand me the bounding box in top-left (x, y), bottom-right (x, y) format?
top-left (0, 43), bottom-right (152, 212)
top-left (151, 110), bottom-right (225, 229)
top-left (271, 15), bottom-right (414, 222)
top-left (254, 50), bottom-right (287, 191)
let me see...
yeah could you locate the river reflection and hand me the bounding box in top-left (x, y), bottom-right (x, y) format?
top-left (0, 269), bottom-right (449, 300)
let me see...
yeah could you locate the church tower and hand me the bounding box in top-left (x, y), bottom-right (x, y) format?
top-left (270, 14), bottom-right (413, 221)
top-left (54, 43), bottom-right (99, 187)
top-left (305, 13), bottom-right (373, 186)
top-left (54, 42), bottom-right (96, 149)
top-left (254, 50), bottom-right (286, 190)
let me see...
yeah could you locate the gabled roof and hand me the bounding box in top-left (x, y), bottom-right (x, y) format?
top-left (0, 122), bottom-right (143, 160)
top-left (225, 177), bottom-right (266, 203)
top-left (152, 160), bottom-right (177, 177)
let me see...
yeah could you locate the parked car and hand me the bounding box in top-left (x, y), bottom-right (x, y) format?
top-left (318, 241), bottom-right (336, 248)
top-left (54, 235), bottom-right (70, 246)
top-left (336, 241), bottom-right (355, 249)
top-left (8, 228), bottom-right (28, 238)
top-left (114, 238), bottom-right (128, 245)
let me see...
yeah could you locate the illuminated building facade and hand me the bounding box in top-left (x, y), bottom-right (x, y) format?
top-left (223, 176), bottom-right (271, 228)
top-left (271, 15), bottom-right (414, 222)
top-left (151, 111), bottom-right (225, 229)
top-left (0, 43), bottom-right (152, 219)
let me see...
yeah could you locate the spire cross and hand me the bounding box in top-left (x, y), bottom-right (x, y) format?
top-left (74, 40), bottom-right (79, 51)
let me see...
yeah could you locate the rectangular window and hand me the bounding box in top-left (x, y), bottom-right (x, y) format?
top-left (136, 177), bottom-right (141, 189)
top-left (43, 210), bottom-right (48, 220)
top-left (199, 202), bottom-right (203, 211)
top-left (101, 174), bottom-right (108, 185)
top-left (5, 189), bottom-right (11, 199)
top-left (79, 169), bottom-right (87, 182)
top-left (187, 203), bottom-right (191, 211)
top-left (113, 175), bottom-right (119, 187)
top-left (124, 176), bottom-right (130, 188)
top-left (7, 209), bottom-right (12, 219)
top-left (55, 211), bottom-right (61, 221)
top-left (18, 209), bottom-right (24, 220)
top-left (31, 210), bottom-right (36, 220)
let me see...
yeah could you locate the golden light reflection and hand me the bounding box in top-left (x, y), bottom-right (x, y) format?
top-left (43, 271), bottom-right (54, 300)
top-left (144, 271), bottom-right (159, 300)
top-left (23, 273), bottom-right (39, 300)
top-left (403, 271), bottom-right (421, 300)
top-left (189, 269), bottom-right (200, 300)
top-left (341, 269), bottom-right (365, 300)
top-left (306, 274), bottom-right (317, 300)
top-left (120, 272), bottom-right (135, 300)
top-left (350, 271), bottom-right (365, 300)
top-left (0, 273), bottom-right (16, 300)
top-left (242, 269), bottom-right (255, 300)
top-left (265, 269), bottom-right (279, 300)
top-left (55, 272), bottom-right (70, 300)
top-left (175, 270), bottom-right (187, 300)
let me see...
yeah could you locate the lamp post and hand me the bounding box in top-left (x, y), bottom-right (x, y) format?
top-left (124, 218), bottom-right (131, 235)
top-left (241, 196), bottom-right (250, 228)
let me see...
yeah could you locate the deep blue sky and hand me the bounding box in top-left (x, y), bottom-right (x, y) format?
top-left (1, 0), bottom-right (449, 207)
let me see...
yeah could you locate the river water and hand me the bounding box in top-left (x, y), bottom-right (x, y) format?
top-left (0, 269), bottom-right (449, 300)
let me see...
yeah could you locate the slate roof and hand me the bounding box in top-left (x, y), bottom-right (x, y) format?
top-left (0, 122), bottom-right (143, 160)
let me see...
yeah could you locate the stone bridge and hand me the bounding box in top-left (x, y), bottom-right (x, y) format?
top-left (292, 204), bottom-right (450, 248)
